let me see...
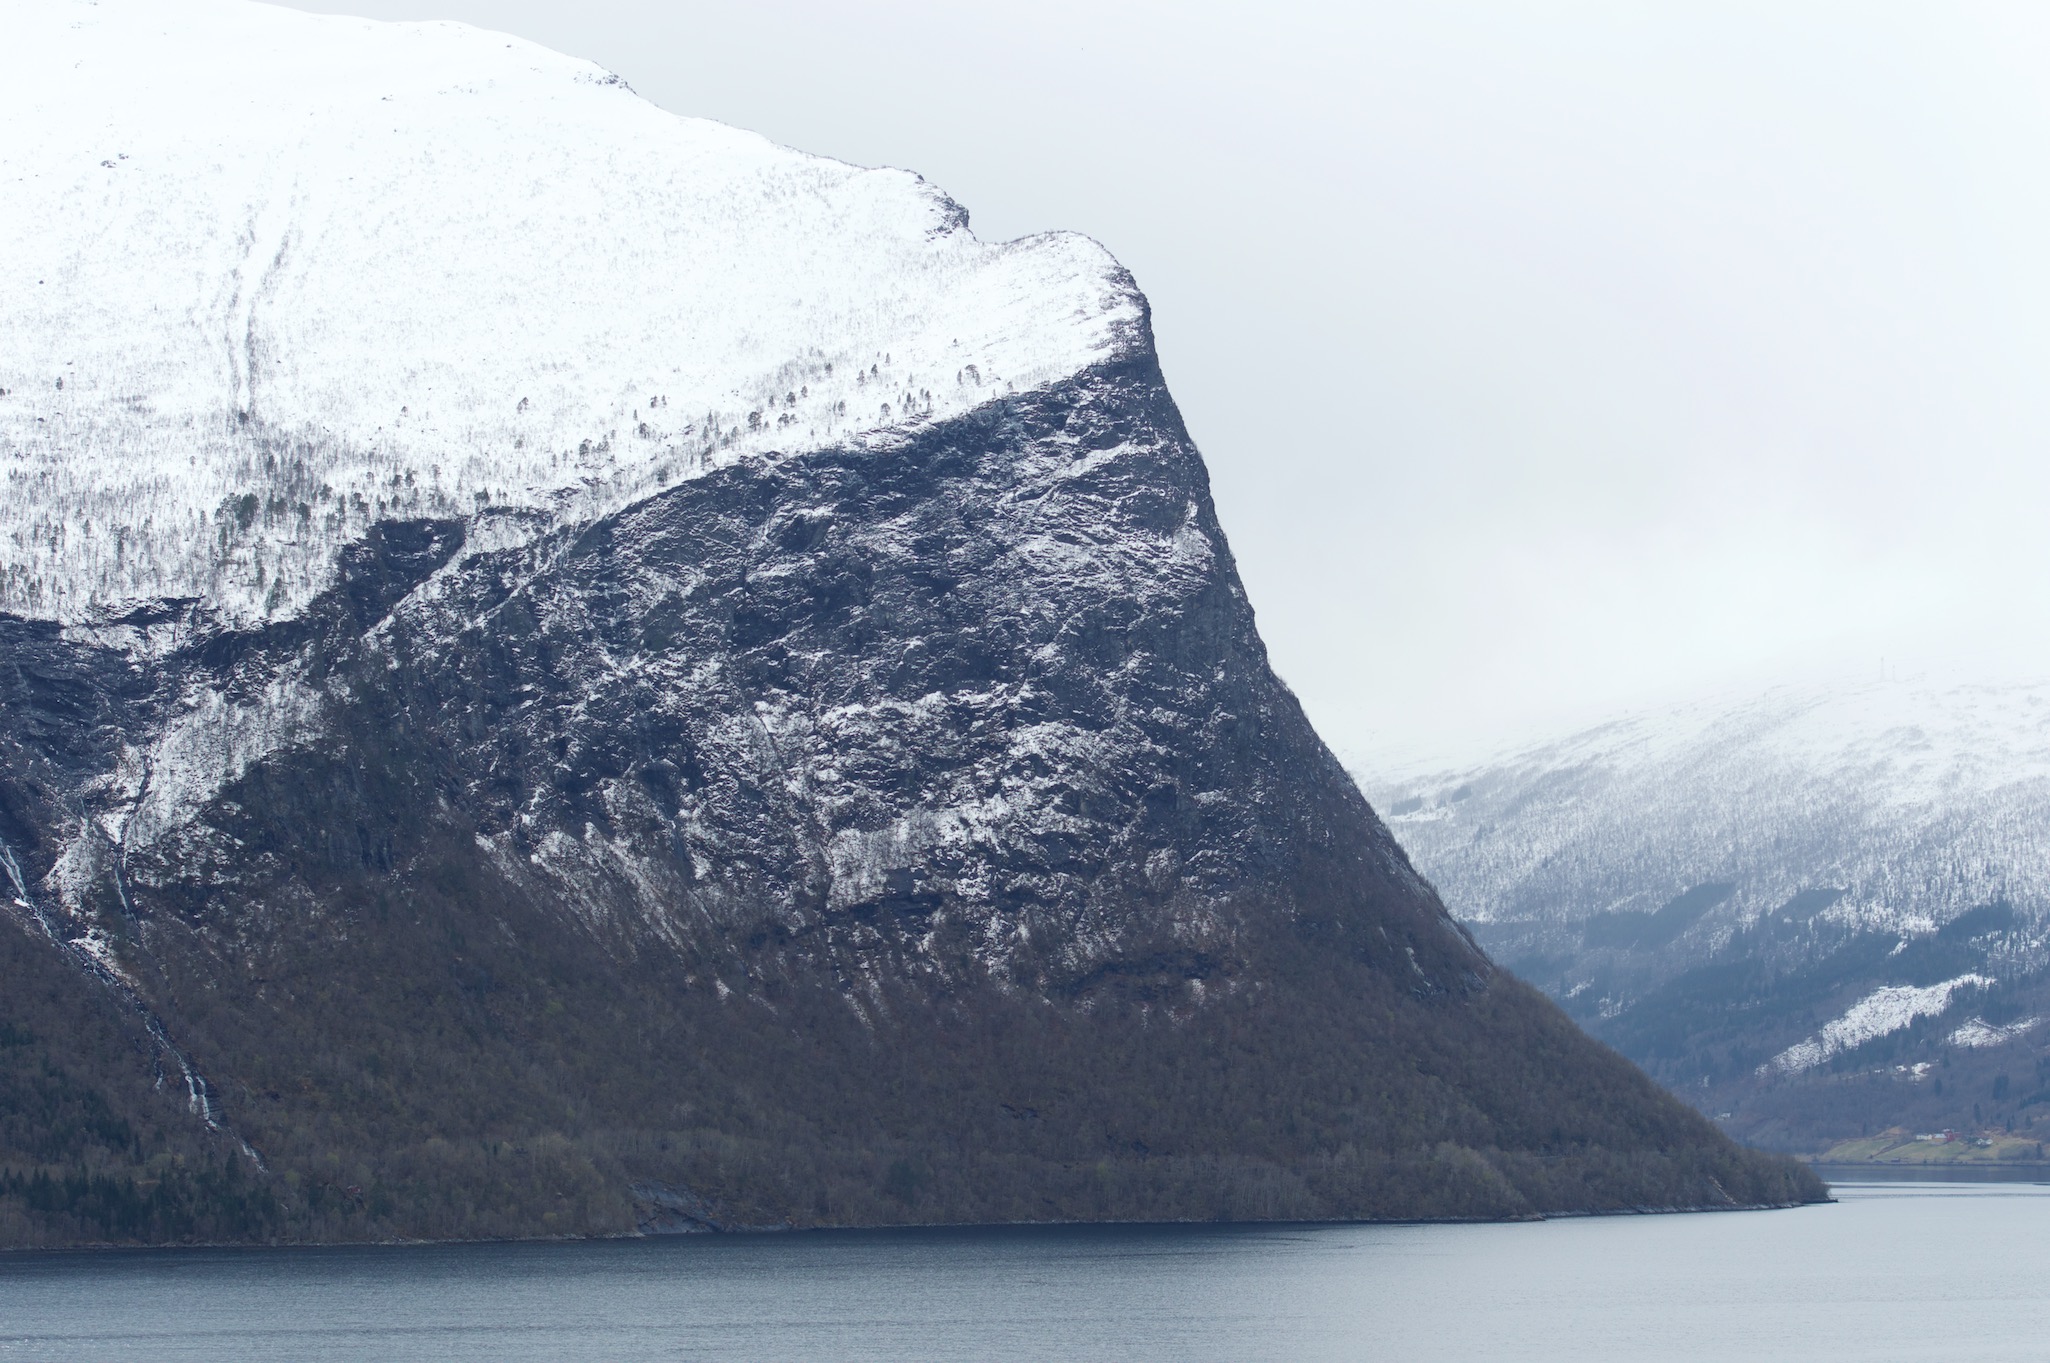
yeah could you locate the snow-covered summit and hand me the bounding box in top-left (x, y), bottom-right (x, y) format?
top-left (1363, 672), bottom-right (2050, 935)
top-left (1, 0), bottom-right (1146, 625)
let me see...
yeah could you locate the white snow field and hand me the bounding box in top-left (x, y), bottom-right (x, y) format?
top-left (1, 0), bottom-right (1144, 625)
top-left (1769, 975), bottom-right (1993, 1075)
top-left (1363, 674), bottom-right (2050, 943)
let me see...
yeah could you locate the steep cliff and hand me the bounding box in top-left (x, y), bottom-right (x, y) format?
top-left (0, 0), bottom-right (1817, 1244)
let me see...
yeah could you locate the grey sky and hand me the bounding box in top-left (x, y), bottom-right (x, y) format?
top-left (279, 0), bottom-right (2050, 770)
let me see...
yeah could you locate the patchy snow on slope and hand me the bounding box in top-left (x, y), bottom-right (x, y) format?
top-left (1949, 1016), bottom-right (2042, 1049)
top-left (1768, 975), bottom-right (1992, 1074)
top-left (0, 0), bottom-right (1145, 625)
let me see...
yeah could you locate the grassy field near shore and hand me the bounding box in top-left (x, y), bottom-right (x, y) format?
top-left (1819, 1129), bottom-right (2050, 1166)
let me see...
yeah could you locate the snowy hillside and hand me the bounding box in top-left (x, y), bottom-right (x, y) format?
top-left (0, 0), bottom-right (1144, 625)
top-left (1366, 675), bottom-right (2050, 942)
top-left (1360, 674), bottom-right (2050, 1148)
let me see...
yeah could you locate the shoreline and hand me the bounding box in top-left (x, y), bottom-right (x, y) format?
top-left (0, 1197), bottom-right (1830, 1257)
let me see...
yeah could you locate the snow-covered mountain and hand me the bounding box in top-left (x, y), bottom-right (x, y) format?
top-left (1374, 675), bottom-right (2050, 941)
top-left (1, 0), bottom-right (1140, 624)
top-left (1363, 675), bottom-right (2050, 1149)
top-left (0, 0), bottom-right (1813, 1243)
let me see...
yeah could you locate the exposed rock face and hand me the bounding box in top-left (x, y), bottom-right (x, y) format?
top-left (0, 355), bottom-right (1818, 1241)
top-left (0, 1), bottom-right (1819, 1245)
top-left (302, 357), bottom-right (1464, 999)
top-left (29, 357), bottom-right (1469, 1005)
top-left (37, 357), bottom-right (1457, 996)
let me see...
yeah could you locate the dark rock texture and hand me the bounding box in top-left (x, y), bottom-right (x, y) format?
top-left (0, 355), bottom-right (1821, 1245)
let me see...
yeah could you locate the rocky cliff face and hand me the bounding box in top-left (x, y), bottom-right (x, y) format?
top-left (37, 355), bottom-right (1482, 1016)
top-left (0, 0), bottom-right (1816, 1244)
top-left (0, 353), bottom-right (1819, 1240)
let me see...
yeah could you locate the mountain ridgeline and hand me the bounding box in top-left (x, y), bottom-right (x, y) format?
top-left (1367, 679), bottom-right (2050, 1153)
top-left (0, 0), bottom-right (1817, 1246)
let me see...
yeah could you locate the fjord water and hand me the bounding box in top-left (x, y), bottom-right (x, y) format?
top-left (1, 1179), bottom-right (2041, 1362)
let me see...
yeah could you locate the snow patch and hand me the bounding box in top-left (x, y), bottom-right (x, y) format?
top-left (1949, 1016), bottom-right (2042, 1049)
top-left (1768, 974), bottom-right (1992, 1074)
top-left (126, 669), bottom-right (331, 852)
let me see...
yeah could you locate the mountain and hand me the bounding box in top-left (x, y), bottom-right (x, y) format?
top-left (0, 0), bottom-right (1816, 1246)
top-left (1364, 675), bottom-right (2050, 1153)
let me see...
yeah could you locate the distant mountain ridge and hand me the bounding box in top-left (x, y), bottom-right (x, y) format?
top-left (1364, 675), bottom-right (2050, 1150)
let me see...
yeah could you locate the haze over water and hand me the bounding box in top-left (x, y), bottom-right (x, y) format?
top-left (1, 1178), bottom-right (2040, 1362)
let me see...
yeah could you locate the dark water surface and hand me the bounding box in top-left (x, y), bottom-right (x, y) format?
top-left (3, 1179), bottom-right (2045, 1362)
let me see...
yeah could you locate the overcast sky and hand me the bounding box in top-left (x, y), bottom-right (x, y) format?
top-left (281, 0), bottom-right (2050, 770)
